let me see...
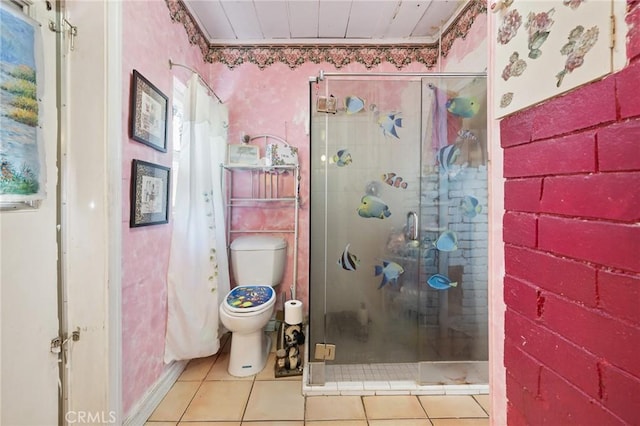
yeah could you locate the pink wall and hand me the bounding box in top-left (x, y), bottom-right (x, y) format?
top-left (501, 3), bottom-right (640, 424)
top-left (121, 0), bottom-right (206, 416)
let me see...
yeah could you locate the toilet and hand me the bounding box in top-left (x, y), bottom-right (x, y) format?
top-left (220, 235), bottom-right (287, 377)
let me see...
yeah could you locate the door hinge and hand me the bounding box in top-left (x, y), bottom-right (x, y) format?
top-left (314, 343), bottom-right (336, 360)
top-left (50, 336), bottom-right (63, 354)
top-left (50, 328), bottom-right (80, 354)
top-left (610, 14), bottom-right (616, 50)
top-left (48, 18), bottom-right (78, 51)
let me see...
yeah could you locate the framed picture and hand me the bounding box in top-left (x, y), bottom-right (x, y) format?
top-left (130, 159), bottom-right (170, 227)
top-left (227, 144), bottom-right (260, 166)
top-left (130, 70), bottom-right (168, 152)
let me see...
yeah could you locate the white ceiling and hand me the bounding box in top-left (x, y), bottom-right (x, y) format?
top-left (183, 0), bottom-right (466, 45)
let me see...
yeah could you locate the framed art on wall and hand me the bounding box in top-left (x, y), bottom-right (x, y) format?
top-left (130, 159), bottom-right (170, 227)
top-left (130, 70), bottom-right (168, 152)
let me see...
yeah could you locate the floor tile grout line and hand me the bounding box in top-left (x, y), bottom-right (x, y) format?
top-left (176, 366), bottom-right (209, 423)
top-left (175, 349), bottom-right (222, 423)
top-left (472, 394), bottom-right (491, 417)
top-left (239, 375), bottom-right (257, 423)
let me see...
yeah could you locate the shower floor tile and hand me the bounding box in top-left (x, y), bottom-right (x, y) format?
top-left (325, 362), bottom-right (419, 382)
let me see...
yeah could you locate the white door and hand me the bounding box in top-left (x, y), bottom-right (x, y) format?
top-left (1, 1), bottom-right (61, 424)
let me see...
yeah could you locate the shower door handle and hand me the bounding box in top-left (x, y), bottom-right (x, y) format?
top-left (406, 211), bottom-right (419, 241)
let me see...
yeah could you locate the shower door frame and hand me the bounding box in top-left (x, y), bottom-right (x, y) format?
top-left (307, 71), bottom-right (488, 389)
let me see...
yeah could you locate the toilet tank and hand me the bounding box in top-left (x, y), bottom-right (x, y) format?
top-left (230, 236), bottom-right (287, 286)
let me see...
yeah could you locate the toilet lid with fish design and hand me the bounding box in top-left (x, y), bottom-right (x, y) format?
top-left (225, 285), bottom-right (275, 313)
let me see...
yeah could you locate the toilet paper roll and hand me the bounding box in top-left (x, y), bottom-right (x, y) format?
top-left (284, 300), bottom-right (303, 325)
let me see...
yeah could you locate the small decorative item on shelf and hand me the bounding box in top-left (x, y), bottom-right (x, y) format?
top-left (227, 144), bottom-right (260, 166)
top-left (265, 142), bottom-right (298, 166)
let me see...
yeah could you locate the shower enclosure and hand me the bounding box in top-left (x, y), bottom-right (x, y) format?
top-left (308, 73), bottom-right (488, 388)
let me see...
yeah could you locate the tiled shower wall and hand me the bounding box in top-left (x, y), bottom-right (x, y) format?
top-left (419, 166), bottom-right (489, 360)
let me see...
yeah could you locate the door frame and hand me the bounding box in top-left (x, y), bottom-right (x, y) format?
top-left (61, 0), bottom-right (123, 422)
top-left (106, 0), bottom-right (123, 421)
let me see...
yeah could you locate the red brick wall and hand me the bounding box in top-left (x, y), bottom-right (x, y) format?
top-left (500, 3), bottom-right (640, 424)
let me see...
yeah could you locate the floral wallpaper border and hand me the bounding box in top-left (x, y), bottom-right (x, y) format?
top-left (165, 0), bottom-right (487, 70)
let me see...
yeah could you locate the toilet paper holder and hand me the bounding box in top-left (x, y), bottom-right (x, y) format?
top-left (275, 299), bottom-right (305, 377)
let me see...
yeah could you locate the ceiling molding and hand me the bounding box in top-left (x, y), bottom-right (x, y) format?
top-left (165, 0), bottom-right (487, 70)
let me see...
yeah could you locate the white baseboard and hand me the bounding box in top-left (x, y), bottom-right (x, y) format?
top-left (123, 360), bottom-right (188, 426)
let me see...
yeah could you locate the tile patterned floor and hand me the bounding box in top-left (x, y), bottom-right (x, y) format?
top-left (145, 335), bottom-right (490, 425)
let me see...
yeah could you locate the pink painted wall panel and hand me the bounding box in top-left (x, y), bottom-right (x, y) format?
top-left (440, 8), bottom-right (487, 70)
top-left (597, 269), bottom-right (640, 325)
top-left (597, 119), bottom-right (640, 171)
top-left (505, 245), bottom-right (597, 306)
top-left (506, 309), bottom-right (601, 400)
top-left (626, 1), bottom-right (640, 61)
top-left (501, 3), bottom-right (640, 423)
top-left (503, 131), bottom-right (597, 178)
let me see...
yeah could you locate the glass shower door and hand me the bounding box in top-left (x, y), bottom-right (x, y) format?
top-left (310, 77), bottom-right (424, 365)
top-left (309, 74), bottom-right (488, 384)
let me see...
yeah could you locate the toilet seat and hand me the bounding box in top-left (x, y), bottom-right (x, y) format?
top-left (224, 285), bottom-right (275, 314)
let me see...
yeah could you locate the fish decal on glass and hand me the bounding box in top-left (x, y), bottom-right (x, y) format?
top-left (344, 96), bottom-right (365, 114)
top-left (457, 129), bottom-right (477, 142)
top-left (446, 97), bottom-right (480, 118)
top-left (382, 172), bottom-right (408, 189)
top-left (434, 230), bottom-right (458, 252)
top-left (375, 260), bottom-right (404, 289)
top-left (357, 195), bottom-right (391, 219)
top-left (460, 195), bottom-right (482, 218)
top-left (427, 274), bottom-right (458, 290)
top-left (377, 112), bottom-right (403, 139)
top-left (337, 243), bottom-right (360, 271)
top-left (437, 144), bottom-right (461, 172)
top-left (332, 149), bottom-right (352, 167)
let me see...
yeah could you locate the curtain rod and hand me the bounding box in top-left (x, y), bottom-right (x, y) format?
top-left (316, 70), bottom-right (487, 81)
top-left (169, 59), bottom-right (223, 103)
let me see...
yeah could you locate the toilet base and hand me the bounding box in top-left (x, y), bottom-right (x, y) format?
top-left (228, 330), bottom-right (272, 377)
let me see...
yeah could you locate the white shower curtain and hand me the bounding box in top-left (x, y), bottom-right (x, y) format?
top-left (164, 75), bottom-right (230, 363)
